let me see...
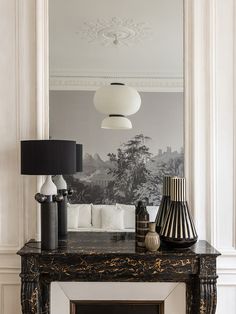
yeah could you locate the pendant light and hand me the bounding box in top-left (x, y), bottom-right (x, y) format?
top-left (93, 83), bottom-right (141, 129)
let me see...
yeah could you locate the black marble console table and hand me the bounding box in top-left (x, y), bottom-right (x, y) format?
top-left (17, 232), bottom-right (220, 314)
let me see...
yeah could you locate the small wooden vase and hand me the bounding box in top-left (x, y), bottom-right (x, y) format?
top-left (145, 222), bottom-right (160, 252)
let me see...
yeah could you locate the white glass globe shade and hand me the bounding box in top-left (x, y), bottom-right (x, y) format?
top-left (94, 84), bottom-right (141, 116)
top-left (101, 116), bottom-right (132, 129)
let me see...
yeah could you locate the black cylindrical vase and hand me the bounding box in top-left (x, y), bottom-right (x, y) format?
top-left (155, 176), bottom-right (171, 233)
top-left (41, 200), bottom-right (58, 250)
top-left (160, 177), bottom-right (198, 248)
top-left (58, 190), bottom-right (68, 239)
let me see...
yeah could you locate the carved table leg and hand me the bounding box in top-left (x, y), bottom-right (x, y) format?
top-left (196, 256), bottom-right (218, 314)
top-left (21, 278), bottom-right (41, 314)
top-left (20, 256), bottom-right (41, 314)
top-left (199, 277), bottom-right (217, 314)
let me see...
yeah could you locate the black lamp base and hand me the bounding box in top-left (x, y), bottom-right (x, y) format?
top-left (41, 201), bottom-right (58, 250)
top-left (58, 193), bottom-right (68, 239)
top-left (35, 193), bottom-right (63, 250)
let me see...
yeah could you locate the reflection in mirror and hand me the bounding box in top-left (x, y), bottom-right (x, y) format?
top-left (49, 0), bottom-right (184, 232)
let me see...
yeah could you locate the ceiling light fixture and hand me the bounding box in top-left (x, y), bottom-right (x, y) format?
top-left (93, 83), bottom-right (141, 130)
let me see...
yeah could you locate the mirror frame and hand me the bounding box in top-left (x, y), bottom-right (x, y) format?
top-left (35, 0), bottom-right (215, 242)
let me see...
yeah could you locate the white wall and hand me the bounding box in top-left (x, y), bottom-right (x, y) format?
top-left (0, 0), bottom-right (235, 313)
top-left (0, 0), bottom-right (37, 313)
top-left (214, 0), bottom-right (236, 311)
top-left (184, 0), bottom-right (236, 313)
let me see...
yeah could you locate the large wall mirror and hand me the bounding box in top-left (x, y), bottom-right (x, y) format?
top-left (49, 0), bottom-right (184, 231)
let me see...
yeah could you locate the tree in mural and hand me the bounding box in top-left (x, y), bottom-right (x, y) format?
top-left (107, 134), bottom-right (152, 203)
top-left (166, 155), bottom-right (184, 177)
top-left (65, 135), bottom-right (184, 205)
top-left (65, 175), bottom-right (105, 204)
top-left (134, 161), bottom-right (168, 205)
top-left (134, 151), bottom-right (184, 205)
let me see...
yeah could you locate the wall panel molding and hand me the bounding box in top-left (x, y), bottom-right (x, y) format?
top-left (0, 0), bottom-right (37, 312)
top-left (184, 0), bottom-right (217, 243)
top-left (35, 0), bottom-right (49, 241)
top-left (233, 0), bottom-right (236, 251)
top-left (0, 0), bottom-right (37, 252)
top-left (18, 0), bottom-right (38, 246)
top-left (0, 0), bottom-right (20, 252)
top-left (0, 283), bottom-right (20, 314)
top-left (218, 275), bottom-right (236, 286)
top-left (185, 0), bottom-right (236, 312)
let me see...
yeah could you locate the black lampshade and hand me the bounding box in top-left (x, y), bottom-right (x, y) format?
top-left (21, 140), bottom-right (76, 175)
top-left (76, 144), bottom-right (83, 172)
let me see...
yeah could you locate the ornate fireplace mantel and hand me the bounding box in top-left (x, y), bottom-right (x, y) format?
top-left (17, 232), bottom-right (220, 314)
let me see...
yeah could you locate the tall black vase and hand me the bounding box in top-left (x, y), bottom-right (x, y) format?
top-left (155, 176), bottom-right (171, 233)
top-left (160, 177), bottom-right (198, 248)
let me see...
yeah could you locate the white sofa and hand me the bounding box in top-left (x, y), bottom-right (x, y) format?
top-left (67, 203), bottom-right (159, 232)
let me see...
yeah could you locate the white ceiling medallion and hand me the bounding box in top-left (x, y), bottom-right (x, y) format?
top-left (78, 17), bottom-right (152, 47)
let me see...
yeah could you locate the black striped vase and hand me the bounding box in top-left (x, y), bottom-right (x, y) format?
top-left (136, 205), bottom-right (149, 252)
top-left (160, 177), bottom-right (198, 248)
top-left (155, 176), bottom-right (171, 233)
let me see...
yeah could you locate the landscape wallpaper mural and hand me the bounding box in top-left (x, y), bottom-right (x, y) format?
top-left (50, 91), bottom-right (184, 206)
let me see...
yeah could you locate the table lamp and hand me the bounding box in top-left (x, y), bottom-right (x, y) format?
top-left (21, 140), bottom-right (76, 250)
top-left (53, 143), bottom-right (83, 239)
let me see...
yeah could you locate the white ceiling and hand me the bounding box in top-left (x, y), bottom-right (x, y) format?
top-left (49, 0), bottom-right (183, 91)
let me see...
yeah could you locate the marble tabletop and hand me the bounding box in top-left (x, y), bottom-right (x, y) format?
top-left (17, 232), bottom-right (220, 257)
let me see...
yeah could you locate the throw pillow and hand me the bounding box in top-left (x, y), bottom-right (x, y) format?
top-left (68, 204), bottom-right (92, 228)
top-left (101, 206), bottom-right (124, 230)
top-left (116, 203), bottom-right (135, 229)
top-left (67, 204), bottom-right (79, 229)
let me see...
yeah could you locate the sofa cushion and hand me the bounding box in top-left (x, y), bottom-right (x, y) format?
top-left (101, 206), bottom-right (124, 230)
top-left (91, 204), bottom-right (104, 228)
top-left (92, 204), bottom-right (121, 228)
top-left (67, 204), bottom-right (79, 229)
top-left (116, 203), bottom-right (135, 229)
top-left (68, 204), bottom-right (92, 228)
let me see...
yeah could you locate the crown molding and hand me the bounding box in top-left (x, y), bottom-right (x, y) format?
top-left (49, 75), bottom-right (183, 92)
